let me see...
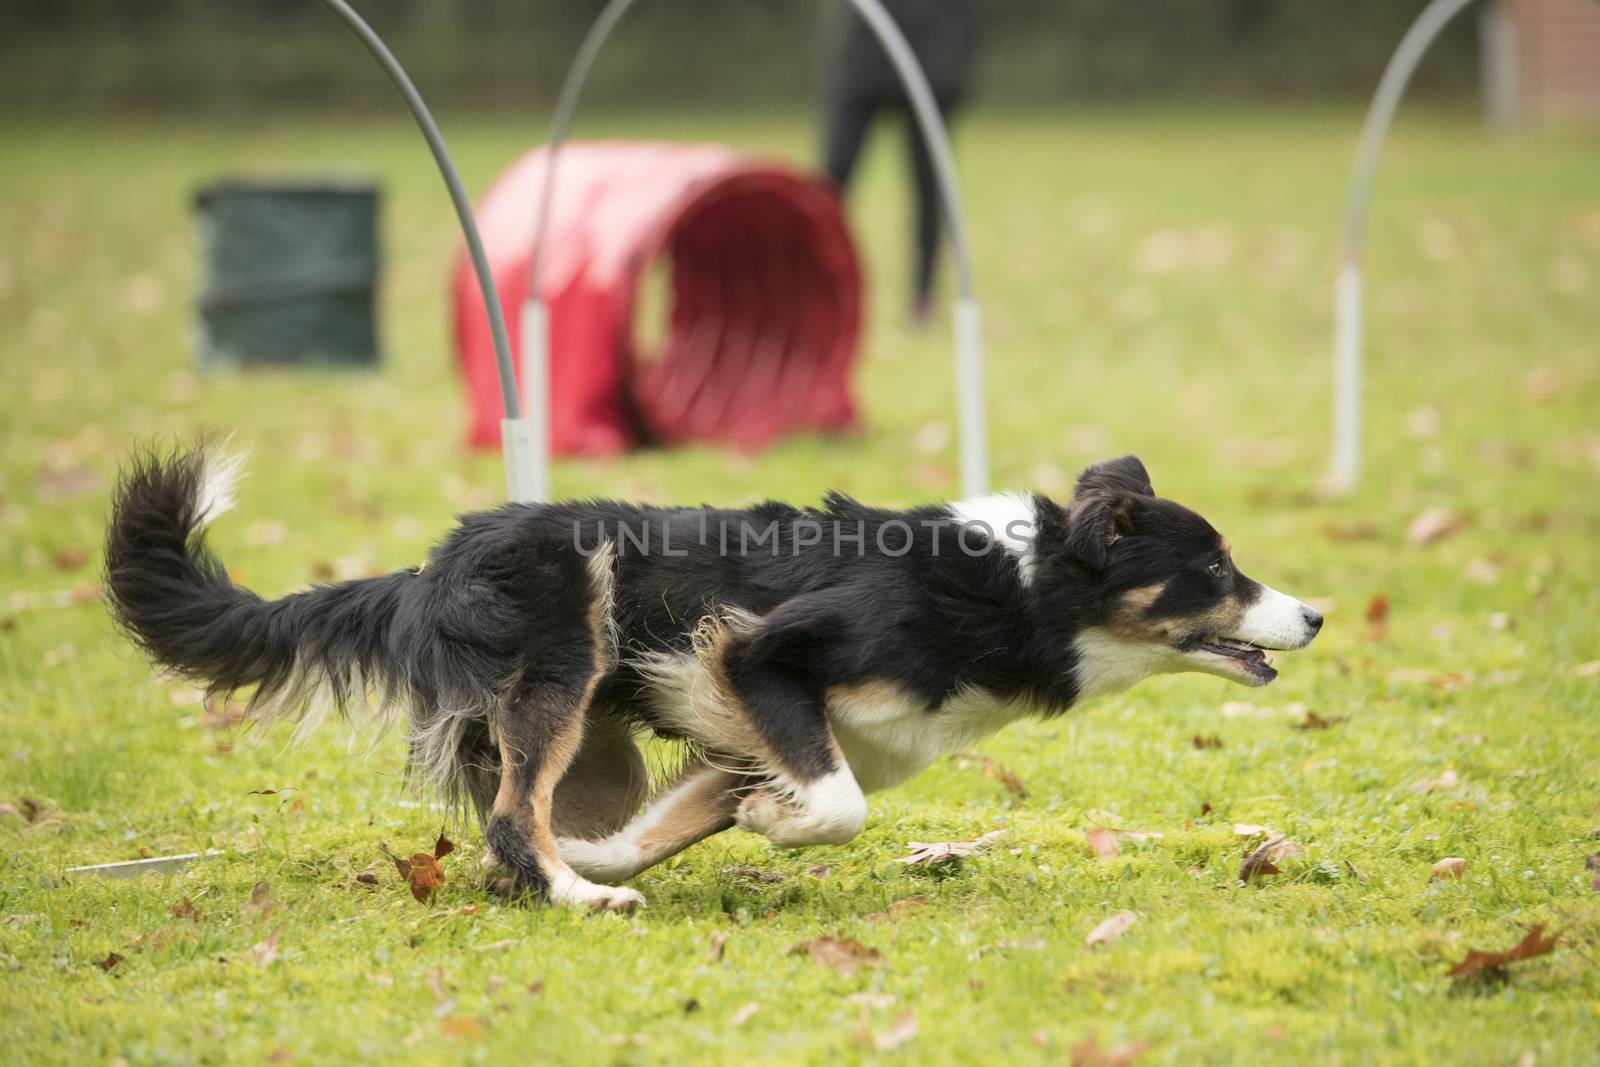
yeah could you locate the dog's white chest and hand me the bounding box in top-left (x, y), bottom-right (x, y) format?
top-left (827, 682), bottom-right (1019, 794)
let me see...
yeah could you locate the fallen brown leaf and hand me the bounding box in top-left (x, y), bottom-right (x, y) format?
top-left (241, 883), bottom-right (272, 923)
top-left (1411, 769), bottom-right (1460, 794)
top-left (1192, 734), bottom-right (1224, 750)
top-left (1322, 519), bottom-right (1381, 543)
top-left (1446, 925), bottom-right (1559, 984)
top-left (437, 1017), bottom-right (483, 1041)
top-left (246, 927), bottom-right (282, 967)
top-left (95, 951), bottom-right (125, 973)
top-left (871, 1011), bottom-right (918, 1052)
top-left (433, 831), bottom-right (456, 860)
top-left (895, 830), bottom-right (1004, 867)
top-left (864, 896), bottom-right (930, 922)
top-left (171, 897), bottom-right (201, 922)
top-left (1071, 1033), bottom-right (1150, 1067)
top-left (953, 752), bottom-right (1028, 797)
top-left (1293, 711), bottom-right (1347, 731)
top-left (1239, 834), bottom-right (1300, 883)
top-left (805, 864), bottom-right (832, 880)
top-left (1365, 593), bottom-right (1390, 639)
top-left (52, 546), bottom-right (88, 571)
top-left (1085, 910), bottom-right (1137, 949)
top-left (1431, 857), bottom-right (1467, 882)
top-left (382, 841), bottom-right (448, 903)
top-left (789, 936), bottom-right (883, 976)
top-left (1085, 827), bottom-right (1120, 860)
top-left (1408, 507), bottom-right (1467, 547)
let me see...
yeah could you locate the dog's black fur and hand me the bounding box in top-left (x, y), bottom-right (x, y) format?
top-left (106, 446), bottom-right (1318, 906)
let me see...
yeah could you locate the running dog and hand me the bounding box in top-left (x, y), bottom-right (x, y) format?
top-left (105, 448), bottom-right (1321, 912)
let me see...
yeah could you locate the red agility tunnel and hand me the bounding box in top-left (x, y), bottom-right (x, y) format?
top-left (453, 141), bottom-right (863, 456)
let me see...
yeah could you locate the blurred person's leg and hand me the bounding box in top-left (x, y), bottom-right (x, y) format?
top-left (823, 94), bottom-right (878, 193)
top-left (905, 99), bottom-right (958, 324)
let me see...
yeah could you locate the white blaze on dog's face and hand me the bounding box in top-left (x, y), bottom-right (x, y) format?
top-left (1059, 457), bottom-right (1323, 698)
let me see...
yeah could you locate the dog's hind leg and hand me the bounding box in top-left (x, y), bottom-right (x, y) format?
top-left (482, 544), bottom-right (642, 912)
top-left (483, 675), bottom-right (645, 913)
top-left (558, 756), bottom-right (746, 884)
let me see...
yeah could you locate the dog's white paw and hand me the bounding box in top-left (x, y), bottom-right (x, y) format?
top-left (734, 788), bottom-right (789, 837)
top-left (736, 773), bottom-right (868, 848)
top-left (549, 873), bottom-right (645, 914)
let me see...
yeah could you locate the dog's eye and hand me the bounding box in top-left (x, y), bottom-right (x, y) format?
top-left (1207, 559), bottom-right (1227, 578)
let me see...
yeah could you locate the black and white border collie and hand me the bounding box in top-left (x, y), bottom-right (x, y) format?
top-left (105, 448), bottom-right (1320, 913)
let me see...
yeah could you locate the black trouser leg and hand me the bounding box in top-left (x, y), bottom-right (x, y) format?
top-left (905, 99), bottom-right (958, 306)
top-left (822, 94), bottom-right (878, 192)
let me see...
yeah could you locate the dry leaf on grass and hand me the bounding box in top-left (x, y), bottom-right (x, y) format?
top-left (52, 546), bottom-right (88, 571)
top-left (438, 1017), bottom-right (483, 1041)
top-left (1431, 857), bottom-right (1467, 882)
top-left (1411, 769), bottom-right (1460, 794)
top-left (246, 927), bottom-right (282, 967)
top-left (382, 832), bottom-right (454, 903)
top-left (729, 1002), bottom-right (759, 1026)
top-left (864, 897), bottom-right (930, 922)
top-left (788, 936), bottom-right (883, 976)
top-left (1239, 834), bottom-right (1301, 883)
top-left (1085, 910), bottom-right (1137, 949)
top-left (1293, 711), bottom-right (1347, 731)
top-left (1085, 827), bottom-right (1120, 859)
top-left (1070, 1033), bottom-right (1150, 1067)
top-left (1192, 734), bottom-right (1224, 750)
top-left (895, 830), bottom-right (1004, 867)
top-left (952, 752), bottom-right (1028, 797)
top-left (1365, 594), bottom-right (1390, 640)
top-left (1408, 507), bottom-right (1467, 547)
top-left (171, 898), bottom-right (201, 922)
top-left (805, 864), bottom-right (832, 880)
top-left (241, 883), bottom-right (272, 923)
top-left (870, 1011), bottom-right (918, 1052)
top-left (1446, 925), bottom-right (1559, 984)
top-left (94, 951), bottom-right (125, 973)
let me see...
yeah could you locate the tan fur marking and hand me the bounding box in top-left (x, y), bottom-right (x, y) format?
top-left (551, 718), bottom-right (648, 839)
top-left (634, 765), bottom-right (744, 858)
top-left (1103, 582), bottom-right (1252, 645)
top-left (1104, 583), bottom-right (1168, 639)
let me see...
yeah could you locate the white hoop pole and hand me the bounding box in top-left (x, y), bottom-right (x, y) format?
top-left (1330, 0), bottom-right (1478, 495)
top-left (526, 0), bottom-right (988, 499)
top-left (316, 0), bottom-right (540, 504)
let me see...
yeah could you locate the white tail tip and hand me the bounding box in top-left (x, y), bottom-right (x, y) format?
top-left (196, 450), bottom-right (246, 527)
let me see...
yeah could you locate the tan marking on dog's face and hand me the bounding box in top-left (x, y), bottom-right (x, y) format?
top-left (1103, 581), bottom-right (1251, 646)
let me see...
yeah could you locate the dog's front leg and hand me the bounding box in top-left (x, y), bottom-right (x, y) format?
top-left (721, 645), bottom-right (868, 849)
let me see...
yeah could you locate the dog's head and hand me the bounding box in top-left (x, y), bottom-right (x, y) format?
top-left (1046, 456), bottom-right (1321, 694)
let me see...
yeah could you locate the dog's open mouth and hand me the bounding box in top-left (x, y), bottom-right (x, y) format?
top-left (1187, 638), bottom-right (1278, 685)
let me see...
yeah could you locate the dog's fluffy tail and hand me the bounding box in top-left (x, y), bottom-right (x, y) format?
top-left (104, 444), bottom-right (418, 745)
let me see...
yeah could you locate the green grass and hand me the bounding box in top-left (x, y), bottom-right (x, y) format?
top-left (2, 105), bottom-right (1599, 1066)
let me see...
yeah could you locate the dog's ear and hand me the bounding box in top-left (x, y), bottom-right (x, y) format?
top-left (1075, 456), bottom-right (1154, 500)
top-left (1064, 491), bottom-right (1138, 570)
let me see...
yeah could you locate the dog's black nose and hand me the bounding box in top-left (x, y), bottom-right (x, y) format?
top-left (1303, 608), bottom-right (1324, 634)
